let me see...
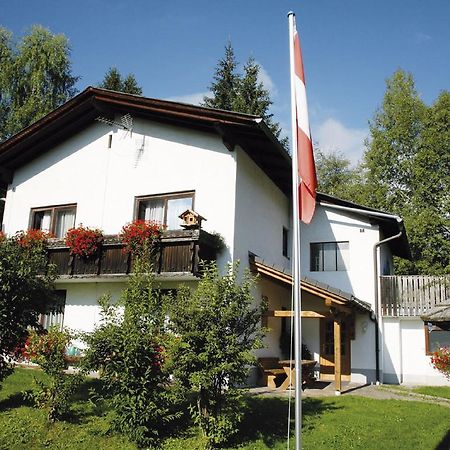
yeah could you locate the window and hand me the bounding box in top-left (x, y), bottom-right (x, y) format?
top-left (30, 204), bottom-right (76, 238)
top-left (40, 290), bottom-right (66, 330)
top-left (282, 227), bottom-right (289, 258)
top-left (425, 323), bottom-right (450, 354)
top-left (310, 241), bottom-right (349, 271)
top-left (136, 192), bottom-right (194, 230)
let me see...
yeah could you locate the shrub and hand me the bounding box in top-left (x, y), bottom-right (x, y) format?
top-left (166, 262), bottom-right (266, 447)
top-left (82, 252), bottom-right (179, 447)
top-left (0, 234), bottom-right (57, 386)
top-left (119, 219), bottom-right (164, 255)
top-left (431, 346), bottom-right (450, 378)
top-left (65, 225), bottom-right (103, 258)
top-left (23, 327), bottom-right (82, 422)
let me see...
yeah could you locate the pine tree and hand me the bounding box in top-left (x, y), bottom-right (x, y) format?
top-left (203, 43), bottom-right (285, 144)
top-left (99, 67), bottom-right (143, 95)
top-left (202, 42), bottom-right (239, 110)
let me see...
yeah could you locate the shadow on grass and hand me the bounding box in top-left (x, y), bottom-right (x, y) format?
top-left (0, 390), bottom-right (34, 411)
top-left (232, 395), bottom-right (340, 448)
top-left (435, 429), bottom-right (450, 450)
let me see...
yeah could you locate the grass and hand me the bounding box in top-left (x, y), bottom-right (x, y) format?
top-left (380, 383), bottom-right (450, 400)
top-left (1, 368), bottom-right (450, 449)
top-left (411, 386), bottom-right (450, 400)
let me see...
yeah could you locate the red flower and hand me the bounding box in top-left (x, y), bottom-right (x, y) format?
top-left (65, 225), bottom-right (103, 258)
top-left (15, 229), bottom-right (53, 248)
top-left (430, 346), bottom-right (450, 378)
top-left (119, 220), bottom-right (164, 254)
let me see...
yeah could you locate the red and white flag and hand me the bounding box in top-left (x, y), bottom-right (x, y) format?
top-left (292, 19), bottom-right (317, 224)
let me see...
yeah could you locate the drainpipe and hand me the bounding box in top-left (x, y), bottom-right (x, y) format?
top-left (373, 230), bottom-right (402, 384)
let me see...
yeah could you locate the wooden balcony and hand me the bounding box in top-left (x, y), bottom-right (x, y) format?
top-left (46, 229), bottom-right (220, 279)
top-left (380, 275), bottom-right (450, 317)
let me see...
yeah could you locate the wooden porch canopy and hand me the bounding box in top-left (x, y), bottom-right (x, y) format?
top-left (421, 304), bottom-right (450, 330)
top-left (249, 254), bottom-right (372, 393)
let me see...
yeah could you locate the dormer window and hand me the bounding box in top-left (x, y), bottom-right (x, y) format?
top-left (136, 192), bottom-right (194, 230)
top-left (30, 204), bottom-right (76, 238)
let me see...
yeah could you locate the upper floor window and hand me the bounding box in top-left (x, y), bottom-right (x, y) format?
top-left (310, 241), bottom-right (349, 272)
top-left (30, 204), bottom-right (76, 238)
top-left (136, 191), bottom-right (194, 230)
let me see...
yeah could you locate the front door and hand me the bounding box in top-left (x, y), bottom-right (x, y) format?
top-left (319, 317), bottom-right (351, 381)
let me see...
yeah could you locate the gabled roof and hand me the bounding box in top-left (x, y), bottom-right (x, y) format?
top-left (317, 192), bottom-right (411, 260)
top-left (0, 87), bottom-right (411, 259)
top-left (0, 87), bottom-right (291, 194)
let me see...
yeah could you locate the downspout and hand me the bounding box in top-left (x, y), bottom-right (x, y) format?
top-left (373, 230), bottom-right (402, 384)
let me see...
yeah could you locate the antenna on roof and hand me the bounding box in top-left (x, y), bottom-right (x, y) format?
top-left (96, 113), bottom-right (133, 135)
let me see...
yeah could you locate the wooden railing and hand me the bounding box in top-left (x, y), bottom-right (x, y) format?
top-left (380, 275), bottom-right (450, 317)
top-left (46, 229), bottom-right (219, 278)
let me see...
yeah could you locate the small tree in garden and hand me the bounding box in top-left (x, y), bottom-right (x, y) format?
top-left (22, 327), bottom-right (82, 422)
top-left (166, 262), bottom-right (265, 448)
top-left (0, 232), bottom-right (56, 387)
top-left (82, 246), bottom-right (178, 447)
top-left (431, 346), bottom-right (450, 378)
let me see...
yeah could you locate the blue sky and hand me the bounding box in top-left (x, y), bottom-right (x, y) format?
top-left (1, 0), bottom-right (449, 164)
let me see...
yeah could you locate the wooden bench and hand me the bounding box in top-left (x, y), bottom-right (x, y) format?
top-left (257, 357), bottom-right (286, 388)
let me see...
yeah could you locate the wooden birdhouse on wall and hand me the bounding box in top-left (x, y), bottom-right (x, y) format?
top-left (179, 209), bottom-right (206, 230)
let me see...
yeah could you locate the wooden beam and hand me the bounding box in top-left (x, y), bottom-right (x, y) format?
top-left (264, 310), bottom-right (329, 318)
top-left (334, 318), bottom-right (342, 394)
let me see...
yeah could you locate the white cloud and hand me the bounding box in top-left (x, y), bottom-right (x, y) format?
top-left (415, 32), bottom-right (432, 44)
top-left (313, 118), bottom-right (368, 165)
top-left (256, 63), bottom-right (278, 97)
top-left (166, 91), bottom-right (210, 106)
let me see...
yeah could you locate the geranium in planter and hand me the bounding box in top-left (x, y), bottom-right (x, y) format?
top-left (15, 229), bottom-right (54, 249)
top-left (65, 225), bottom-right (103, 259)
top-left (431, 346), bottom-right (450, 378)
top-left (120, 219), bottom-right (164, 254)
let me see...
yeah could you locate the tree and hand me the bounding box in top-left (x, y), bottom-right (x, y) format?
top-left (99, 67), bottom-right (143, 95)
top-left (202, 42), bottom-right (239, 111)
top-left (0, 232), bottom-right (57, 386)
top-left (363, 70), bottom-right (426, 214)
top-left (315, 148), bottom-right (367, 203)
top-left (166, 262), bottom-right (265, 447)
top-left (362, 70), bottom-right (450, 274)
top-left (202, 43), bottom-right (285, 143)
top-left (82, 244), bottom-right (178, 447)
top-left (0, 26), bottom-right (78, 141)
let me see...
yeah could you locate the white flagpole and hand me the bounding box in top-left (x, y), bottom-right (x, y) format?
top-left (288, 11), bottom-right (302, 450)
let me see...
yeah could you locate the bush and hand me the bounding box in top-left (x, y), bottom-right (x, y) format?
top-left (82, 251), bottom-right (179, 447)
top-left (23, 327), bottom-right (82, 422)
top-left (166, 262), bottom-right (265, 448)
top-left (0, 233), bottom-right (57, 386)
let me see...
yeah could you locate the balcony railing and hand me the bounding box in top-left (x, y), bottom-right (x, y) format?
top-left (46, 229), bottom-right (219, 278)
top-left (380, 275), bottom-right (450, 317)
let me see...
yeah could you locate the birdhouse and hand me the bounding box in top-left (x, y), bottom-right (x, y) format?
top-left (179, 209), bottom-right (206, 229)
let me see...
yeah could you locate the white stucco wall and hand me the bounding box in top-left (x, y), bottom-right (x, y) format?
top-left (301, 205), bottom-right (381, 308)
top-left (383, 317), bottom-right (450, 385)
top-left (3, 118), bottom-right (237, 265)
top-left (233, 148), bottom-right (290, 272)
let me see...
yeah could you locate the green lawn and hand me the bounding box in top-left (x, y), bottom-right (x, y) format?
top-left (1, 368), bottom-right (449, 449)
top-left (411, 386), bottom-right (450, 400)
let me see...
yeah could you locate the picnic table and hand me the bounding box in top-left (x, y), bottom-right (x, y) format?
top-left (278, 359), bottom-right (317, 391)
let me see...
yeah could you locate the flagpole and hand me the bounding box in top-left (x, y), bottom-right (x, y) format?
top-left (288, 11), bottom-right (302, 450)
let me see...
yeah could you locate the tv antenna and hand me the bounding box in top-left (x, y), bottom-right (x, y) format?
top-left (96, 113), bottom-right (133, 135)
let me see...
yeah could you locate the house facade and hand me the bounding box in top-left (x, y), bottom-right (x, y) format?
top-left (0, 87), bottom-right (448, 387)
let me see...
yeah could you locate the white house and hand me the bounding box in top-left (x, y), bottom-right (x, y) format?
top-left (0, 87), bottom-right (448, 387)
